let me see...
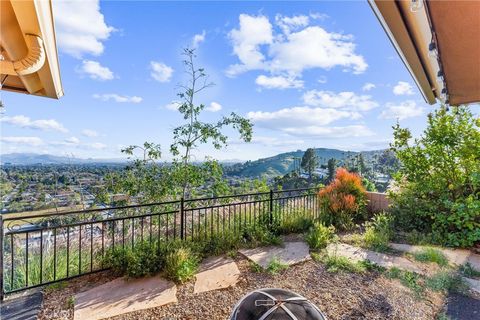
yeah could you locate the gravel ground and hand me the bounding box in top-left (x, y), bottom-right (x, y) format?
top-left (39, 255), bottom-right (445, 320)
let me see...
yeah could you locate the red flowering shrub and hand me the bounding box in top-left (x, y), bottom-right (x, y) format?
top-left (319, 168), bottom-right (368, 230)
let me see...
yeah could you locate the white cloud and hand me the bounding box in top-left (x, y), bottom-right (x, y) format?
top-left (54, 0), bottom-right (115, 58)
top-left (192, 30), bottom-right (206, 48)
top-left (150, 61), bottom-right (173, 82)
top-left (1, 115), bottom-right (68, 132)
top-left (82, 129), bottom-right (98, 137)
top-left (275, 14), bottom-right (310, 34)
top-left (227, 14), bottom-right (367, 78)
top-left (251, 136), bottom-right (305, 147)
top-left (164, 101), bottom-right (180, 111)
top-left (79, 60), bottom-right (114, 80)
top-left (93, 94), bottom-right (142, 103)
top-left (87, 142), bottom-right (107, 150)
top-left (302, 90), bottom-right (378, 111)
top-left (64, 137), bottom-right (81, 145)
top-left (1, 136), bottom-right (44, 146)
top-left (255, 75), bottom-right (303, 89)
top-left (282, 125), bottom-right (374, 138)
top-left (393, 81), bottom-right (414, 95)
top-left (206, 102), bottom-right (222, 112)
top-left (362, 82), bottom-right (376, 91)
top-left (226, 14), bottom-right (273, 76)
top-left (317, 76), bottom-right (327, 84)
top-left (380, 100), bottom-right (425, 120)
top-left (247, 106), bottom-right (360, 127)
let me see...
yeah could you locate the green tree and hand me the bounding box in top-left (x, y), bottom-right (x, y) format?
top-left (390, 105), bottom-right (480, 247)
top-left (301, 148), bottom-right (319, 181)
top-left (327, 158), bottom-right (337, 182)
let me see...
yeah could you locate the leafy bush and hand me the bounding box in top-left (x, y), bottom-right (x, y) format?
top-left (390, 106), bottom-right (480, 247)
top-left (164, 247), bottom-right (199, 283)
top-left (305, 223), bottom-right (336, 250)
top-left (363, 212), bottom-right (393, 252)
top-left (425, 271), bottom-right (466, 293)
top-left (318, 168), bottom-right (367, 230)
top-left (241, 224), bottom-right (281, 247)
top-left (322, 254), bottom-right (366, 273)
top-left (459, 263), bottom-right (480, 278)
top-left (412, 248), bottom-right (448, 267)
top-left (275, 213), bottom-right (314, 235)
top-left (103, 241), bottom-right (161, 278)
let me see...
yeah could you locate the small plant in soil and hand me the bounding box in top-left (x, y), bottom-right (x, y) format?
top-left (305, 223), bottom-right (336, 250)
top-left (322, 254), bottom-right (366, 274)
top-left (249, 261), bottom-right (263, 273)
top-left (66, 296), bottom-right (75, 308)
top-left (412, 248), bottom-right (448, 267)
top-left (164, 247), bottom-right (199, 283)
top-left (266, 257), bottom-right (288, 275)
top-left (425, 271), bottom-right (467, 293)
top-left (459, 262), bottom-right (480, 278)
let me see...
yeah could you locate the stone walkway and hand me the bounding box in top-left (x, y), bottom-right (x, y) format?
top-left (239, 241), bottom-right (311, 268)
top-left (74, 276), bottom-right (177, 320)
top-left (326, 243), bottom-right (428, 274)
top-left (389, 242), bottom-right (480, 269)
top-left (194, 256), bottom-right (240, 294)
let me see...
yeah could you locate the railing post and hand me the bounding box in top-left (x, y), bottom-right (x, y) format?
top-left (180, 198), bottom-right (185, 240)
top-left (0, 215), bottom-right (4, 301)
top-left (269, 190), bottom-right (274, 226)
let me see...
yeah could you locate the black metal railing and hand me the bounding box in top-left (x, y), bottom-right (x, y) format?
top-left (0, 187), bottom-right (321, 299)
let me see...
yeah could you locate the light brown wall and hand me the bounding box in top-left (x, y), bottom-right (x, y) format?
top-left (366, 192), bottom-right (390, 213)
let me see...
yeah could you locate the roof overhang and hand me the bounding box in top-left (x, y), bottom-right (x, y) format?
top-left (369, 0), bottom-right (480, 105)
top-left (0, 0), bottom-right (63, 99)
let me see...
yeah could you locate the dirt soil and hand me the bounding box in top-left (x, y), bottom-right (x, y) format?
top-left (39, 255), bottom-right (445, 320)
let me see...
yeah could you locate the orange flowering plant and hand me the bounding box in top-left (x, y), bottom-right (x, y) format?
top-left (318, 168), bottom-right (368, 230)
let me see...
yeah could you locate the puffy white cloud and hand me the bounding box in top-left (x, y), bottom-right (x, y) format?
top-left (226, 14), bottom-right (273, 76)
top-left (227, 14), bottom-right (367, 79)
top-left (82, 129), bottom-right (98, 137)
top-left (251, 136), bottom-right (305, 147)
top-left (255, 75), bottom-right (303, 89)
top-left (54, 0), bottom-right (115, 58)
top-left (1, 136), bottom-right (44, 146)
top-left (247, 106), bottom-right (360, 127)
top-left (1, 115), bottom-right (68, 132)
top-left (282, 125), bottom-right (374, 138)
top-left (393, 81), bottom-right (414, 95)
top-left (150, 61), bottom-right (173, 82)
top-left (380, 100), bottom-right (425, 120)
top-left (93, 94), bottom-right (142, 103)
top-left (164, 101), bottom-right (180, 111)
top-left (302, 90), bottom-right (378, 111)
top-left (206, 102), bottom-right (222, 112)
top-left (87, 142), bottom-right (107, 150)
top-left (275, 14), bottom-right (310, 34)
top-left (79, 60), bottom-right (114, 80)
top-left (192, 30), bottom-right (206, 48)
top-left (64, 137), bottom-right (80, 145)
top-left (362, 82), bottom-right (376, 91)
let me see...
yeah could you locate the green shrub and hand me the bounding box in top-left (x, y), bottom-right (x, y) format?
top-left (322, 254), bottom-right (366, 273)
top-left (241, 224), bottom-right (281, 247)
top-left (276, 214), bottom-right (314, 235)
top-left (459, 263), bottom-right (480, 278)
top-left (412, 248), bottom-right (448, 267)
top-left (425, 271), bottom-right (466, 293)
top-left (305, 223), bottom-right (336, 250)
top-left (390, 106), bottom-right (480, 247)
top-left (164, 247), bottom-right (198, 283)
top-left (103, 241), bottom-right (161, 278)
top-left (363, 212), bottom-right (393, 252)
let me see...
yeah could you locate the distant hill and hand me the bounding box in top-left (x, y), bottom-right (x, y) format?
top-left (0, 153), bottom-right (126, 165)
top-left (224, 148), bottom-right (386, 179)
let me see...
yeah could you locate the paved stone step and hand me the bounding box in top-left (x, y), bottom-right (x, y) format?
top-left (389, 242), bottom-right (480, 269)
top-left (74, 276), bottom-right (177, 320)
top-left (194, 256), bottom-right (240, 294)
top-left (239, 241), bottom-right (311, 269)
top-left (326, 243), bottom-right (429, 275)
top-left (0, 292), bottom-right (43, 320)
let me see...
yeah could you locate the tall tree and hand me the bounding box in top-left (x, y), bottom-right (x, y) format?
top-left (327, 158), bottom-right (337, 182)
top-left (301, 148), bottom-right (319, 181)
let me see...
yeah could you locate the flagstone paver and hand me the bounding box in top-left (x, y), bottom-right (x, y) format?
top-left (74, 276), bottom-right (177, 320)
top-left (193, 256), bottom-right (240, 294)
top-left (326, 243), bottom-right (427, 274)
top-left (239, 241), bottom-right (311, 268)
top-left (1, 291), bottom-right (43, 320)
top-left (389, 242), bottom-right (480, 269)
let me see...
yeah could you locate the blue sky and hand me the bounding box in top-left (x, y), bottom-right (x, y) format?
top-left (0, 0), bottom-right (459, 161)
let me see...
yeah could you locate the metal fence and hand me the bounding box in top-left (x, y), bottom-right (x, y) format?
top-left (0, 187), bottom-right (321, 299)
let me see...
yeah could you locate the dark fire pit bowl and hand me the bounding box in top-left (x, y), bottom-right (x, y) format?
top-left (229, 288), bottom-right (327, 320)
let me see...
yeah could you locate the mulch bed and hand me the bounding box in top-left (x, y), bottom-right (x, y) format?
top-left (39, 255), bottom-right (445, 320)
